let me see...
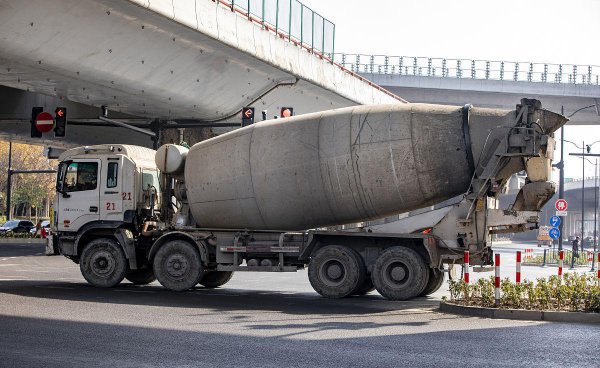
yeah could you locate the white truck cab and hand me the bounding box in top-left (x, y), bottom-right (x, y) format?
top-left (53, 145), bottom-right (160, 266)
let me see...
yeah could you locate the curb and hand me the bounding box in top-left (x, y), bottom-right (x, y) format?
top-left (0, 238), bottom-right (46, 244)
top-left (439, 301), bottom-right (600, 324)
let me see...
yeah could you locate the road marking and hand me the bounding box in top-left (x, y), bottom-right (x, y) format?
top-left (0, 264), bottom-right (20, 267)
top-left (0, 277), bottom-right (28, 280)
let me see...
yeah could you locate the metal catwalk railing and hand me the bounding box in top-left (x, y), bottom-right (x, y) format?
top-left (334, 54), bottom-right (600, 85)
top-left (218, 0), bottom-right (335, 58)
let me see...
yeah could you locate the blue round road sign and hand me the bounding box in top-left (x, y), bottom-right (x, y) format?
top-left (549, 227), bottom-right (560, 239)
top-left (549, 216), bottom-right (561, 228)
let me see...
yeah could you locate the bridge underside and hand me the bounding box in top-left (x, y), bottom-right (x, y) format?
top-left (0, 0), bottom-right (400, 147)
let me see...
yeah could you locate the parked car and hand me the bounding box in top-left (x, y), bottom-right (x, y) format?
top-left (0, 220), bottom-right (36, 234)
top-left (30, 220), bottom-right (51, 238)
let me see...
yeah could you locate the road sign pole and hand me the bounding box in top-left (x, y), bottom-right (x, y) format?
top-left (5, 141), bottom-right (12, 220)
top-left (558, 117), bottom-right (564, 251)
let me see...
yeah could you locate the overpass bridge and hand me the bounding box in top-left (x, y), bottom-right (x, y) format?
top-left (0, 0), bottom-right (402, 149)
top-left (337, 54), bottom-right (600, 126)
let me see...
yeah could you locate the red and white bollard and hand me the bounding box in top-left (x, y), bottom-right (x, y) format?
top-left (516, 251), bottom-right (522, 284)
top-left (463, 251), bottom-right (470, 284)
top-left (558, 250), bottom-right (564, 278)
top-left (597, 253), bottom-right (600, 285)
top-left (524, 248), bottom-right (533, 262)
top-left (494, 253), bottom-right (501, 307)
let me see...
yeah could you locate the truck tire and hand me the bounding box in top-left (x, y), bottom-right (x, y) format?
top-left (79, 238), bottom-right (127, 288)
top-left (125, 268), bottom-right (156, 285)
top-left (419, 268), bottom-right (445, 296)
top-left (371, 246), bottom-right (429, 301)
top-left (308, 245), bottom-right (365, 299)
top-left (153, 240), bottom-right (203, 291)
top-left (352, 277), bottom-right (375, 296)
top-left (199, 271), bottom-right (233, 288)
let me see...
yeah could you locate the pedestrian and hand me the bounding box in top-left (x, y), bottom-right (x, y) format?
top-left (572, 236), bottom-right (579, 265)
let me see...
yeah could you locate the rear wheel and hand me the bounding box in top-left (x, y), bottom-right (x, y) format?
top-left (371, 247), bottom-right (429, 301)
top-left (308, 245), bottom-right (365, 299)
top-left (80, 238), bottom-right (127, 288)
top-left (125, 268), bottom-right (156, 285)
top-left (153, 240), bottom-right (203, 291)
top-left (419, 268), bottom-right (445, 296)
top-left (199, 271), bottom-right (234, 288)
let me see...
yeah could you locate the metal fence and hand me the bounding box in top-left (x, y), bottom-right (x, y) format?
top-left (334, 54), bottom-right (600, 85)
top-left (218, 0), bottom-right (335, 58)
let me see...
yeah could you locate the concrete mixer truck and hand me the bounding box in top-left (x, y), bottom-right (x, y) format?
top-left (50, 99), bottom-right (567, 300)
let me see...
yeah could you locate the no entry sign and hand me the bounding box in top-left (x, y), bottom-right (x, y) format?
top-left (35, 112), bottom-right (54, 133)
top-left (555, 199), bottom-right (568, 212)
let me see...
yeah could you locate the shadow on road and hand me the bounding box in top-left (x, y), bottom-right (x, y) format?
top-left (0, 279), bottom-right (440, 316)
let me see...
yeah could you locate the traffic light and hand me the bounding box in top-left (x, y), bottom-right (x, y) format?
top-left (280, 107), bottom-right (294, 118)
top-left (242, 107), bottom-right (255, 127)
top-left (30, 107), bottom-right (43, 138)
top-left (54, 107), bottom-right (67, 137)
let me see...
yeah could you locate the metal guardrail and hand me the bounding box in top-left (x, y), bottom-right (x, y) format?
top-left (334, 54), bottom-right (600, 85)
top-left (218, 0), bottom-right (335, 58)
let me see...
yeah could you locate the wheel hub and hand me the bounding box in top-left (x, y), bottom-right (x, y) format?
top-left (166, 254), bottom-right (188, 278)
top-left (90, 251), bottom-right (115, 277)
top-left (390, 266), bottom-right (406, 282)
top-left (319, 260), bottom-right (346, 287)
top-left (327, 264), bottom-right (343, 279)
top-left (384, 261), bottom-right (408, 286)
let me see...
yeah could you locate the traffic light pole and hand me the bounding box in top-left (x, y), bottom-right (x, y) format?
top-left (5, 142), bottom-right (12, 220)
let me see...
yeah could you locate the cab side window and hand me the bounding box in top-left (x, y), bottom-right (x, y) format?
top-left (64, 162), bottom-right (98, 192)
top-left (107, 163), bottom-right (118, 188)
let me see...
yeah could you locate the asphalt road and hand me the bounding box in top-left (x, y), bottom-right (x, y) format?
top-left (0, 243), bottom-right (597, 368)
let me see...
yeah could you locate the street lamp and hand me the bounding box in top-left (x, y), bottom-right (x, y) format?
top-left (585, 141), bottom-right (600, 271)
top-left (561, 138), bottom-right (586, 252)
top-left (557, 102), bottom-right (599, 252)
top-left (569, 143), bottom-right (600, 271)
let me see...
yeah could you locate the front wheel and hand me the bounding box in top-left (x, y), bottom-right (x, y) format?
top-left (153, 240), bottom-right (203, 291)
top-left (371, 247), bottom-right (429, 301)
top-left (80, 238), bottom-right (127, 288)
top-left (199, 271), bottom-right (234, 288)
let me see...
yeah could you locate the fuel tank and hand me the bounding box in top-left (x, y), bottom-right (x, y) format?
top-left (184, 103), bottom-right (480, 230)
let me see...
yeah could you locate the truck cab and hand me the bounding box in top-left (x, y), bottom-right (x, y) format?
top-left (53, 145), bottom-right (160, 266)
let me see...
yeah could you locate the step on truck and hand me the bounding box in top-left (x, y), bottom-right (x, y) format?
top-left (51, 100), bottom-right (567, 300)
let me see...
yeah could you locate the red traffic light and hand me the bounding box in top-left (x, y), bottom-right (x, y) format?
top-left (56, 107), bottom-right (65, 117)
top-left (242, 107), bottom-right (255, 127)
top-left (280, 107), bottom-right (293, 118)
top-left (243, 107), bottom-right (254, 119)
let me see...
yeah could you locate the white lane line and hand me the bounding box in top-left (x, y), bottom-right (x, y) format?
top-left (0, 264), bottom-right (20, 267)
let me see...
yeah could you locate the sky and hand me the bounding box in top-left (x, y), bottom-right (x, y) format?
top-left (301, 0), bottom-right (600, 180)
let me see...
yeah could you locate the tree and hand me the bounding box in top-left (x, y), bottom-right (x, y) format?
top-left (0, 141), bottom-right (57, 219)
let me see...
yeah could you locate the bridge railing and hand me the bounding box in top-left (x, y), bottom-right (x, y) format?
top-left (334, 54), bottom-right (600, 85)
top-left (218, 0), bottom-right (335, 58)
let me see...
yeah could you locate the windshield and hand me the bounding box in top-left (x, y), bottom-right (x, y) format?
top-left (1, 221), bottom-right (19, 228)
